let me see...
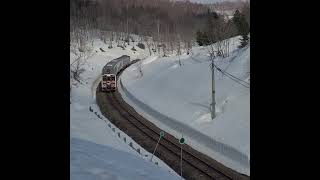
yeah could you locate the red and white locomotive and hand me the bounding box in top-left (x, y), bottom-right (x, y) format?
top-left (101, 55), bottom-right (130, 92)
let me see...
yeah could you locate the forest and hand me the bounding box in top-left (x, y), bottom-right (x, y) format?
top-left (70, 0), bottom-right (250, 56)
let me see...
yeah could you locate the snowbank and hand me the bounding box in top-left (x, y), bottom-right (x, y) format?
top-left (119, 37), bottom-right (250, 175)
top-left (70, 39), bottom-right (181, 179)
top-left (71, 138), bottom-right (181, 180)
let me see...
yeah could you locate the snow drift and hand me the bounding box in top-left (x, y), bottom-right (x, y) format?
top-left (119, 37), bottom-right (250, 175)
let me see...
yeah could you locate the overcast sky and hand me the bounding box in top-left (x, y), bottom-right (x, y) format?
top-left (184, 0), bottom-right (241, 4)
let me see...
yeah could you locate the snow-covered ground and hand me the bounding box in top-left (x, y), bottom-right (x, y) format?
top-left (118, 36), bottom-right (250, 175)
top-left (71, 138), bottom-right (182, 180)
top-left (70, 40), bottom-right (182, 180)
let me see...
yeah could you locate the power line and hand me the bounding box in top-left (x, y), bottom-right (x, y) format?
top-left (213, 64), bottom-right (250, 88)
top-left (189, 54), bottom-right (250, 88)
top-left (213, 64), bottom-right (250, 86)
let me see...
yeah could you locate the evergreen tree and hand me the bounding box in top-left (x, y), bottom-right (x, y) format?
top-left (196, 31), bottom-right (204, 46)
top-left (206, 9), bottom-right (215, 44)
top-left (233, 9), bottom-right (250, 48)
top-left (233, 9), bottom-right (249, 35)
top-left (233, 10), bottom-right (241, 29)
top-left (239, 34), bottom-right (249, 48)
top-left (202, 32), bottom-right (211, 46)
top-left (196, 30), bottom-right (211, 46)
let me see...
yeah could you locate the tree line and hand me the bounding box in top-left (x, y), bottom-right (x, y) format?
top-left (71, 0), bottom-right (205, 53)
top-left (70, 0), bottom-right (250, 95)
top-left (71, 0), bottom-right (249, 57)
top-left (196, 2), bottom-right (250, 55)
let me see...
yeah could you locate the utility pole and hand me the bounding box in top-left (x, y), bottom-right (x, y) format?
top-left (211, 53), bottom-right (216, 119)
top-left (157, 19), bottom-right (160, 54)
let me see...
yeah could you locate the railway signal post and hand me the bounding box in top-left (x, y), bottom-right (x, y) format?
top-left (150, 131), bottom-right (165, 162)
top-left (179, 137), bottom-right (185, 179)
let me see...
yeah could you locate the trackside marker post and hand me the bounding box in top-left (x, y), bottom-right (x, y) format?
top-left (150, 131), bottom-right (165, 162)
top-left (179, 137), bottom-right (185, 179)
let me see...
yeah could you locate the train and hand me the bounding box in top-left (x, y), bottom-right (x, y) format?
top-left (101, 55), bottom-right (130, 92)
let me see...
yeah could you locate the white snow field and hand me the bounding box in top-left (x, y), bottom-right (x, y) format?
top-left (118, 36), bottom-right (250, 175)
top-left (70, 39), bottom-right (181, 180)
top-left (71, 138), bottom-right (182, 180)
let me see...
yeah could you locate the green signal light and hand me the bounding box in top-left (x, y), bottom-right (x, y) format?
top-left (160, 131), bottom-right (165, 137)
top-left (179, 137), bottom-right (185, 144)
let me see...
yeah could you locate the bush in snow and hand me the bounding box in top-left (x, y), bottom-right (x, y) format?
top-left (196, 31), bottom-right (211, 46)
top-left (238, 34), bottom-right (249, 48)
top-left (137, 43), bottom-right (145, 49)
top-left (131, 46), bottom-right (137, 51)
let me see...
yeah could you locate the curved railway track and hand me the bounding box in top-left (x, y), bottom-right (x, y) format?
top-left (96, 60), bottom-right (250, 180)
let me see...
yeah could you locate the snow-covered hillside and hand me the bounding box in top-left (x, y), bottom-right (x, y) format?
top-left (70, 40), bottom-right (181, 180)
top-left (119, 36), bottom-right (250, 175)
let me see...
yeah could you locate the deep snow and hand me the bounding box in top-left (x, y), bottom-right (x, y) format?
top-left (70, 40), bottom-right (181, 180)
top-left (118, 36), bottom-right (250, 175)
top-left (71, 138), bottom-right (181, 180)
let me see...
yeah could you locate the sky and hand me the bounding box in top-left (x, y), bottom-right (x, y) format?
top-left (181, 0), bottom-right (244, 4)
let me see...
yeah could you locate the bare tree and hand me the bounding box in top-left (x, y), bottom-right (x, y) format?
top-left (70, 45), bottom-right (94, 85)
top-left (144, 36), bottom-right (153, 56)
top-left (206, 41), bottom-right (216, 62)
top-left (108, 31), bottom-right (114, 48)
top-left (156, 19), bottom-right (161, 55)
top-left (176, 34), bottom-right (182, 66)
top-left (137, 60), bottom-right (143, 77)
top-left (70, 53), bottom-right (87, 84)
top-left (169, 34), bottom-right (175, 55)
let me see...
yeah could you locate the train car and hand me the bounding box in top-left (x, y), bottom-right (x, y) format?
top-left (101, 55), bottom-right (130, 92)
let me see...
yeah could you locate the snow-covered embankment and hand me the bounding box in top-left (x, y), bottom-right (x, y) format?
top-left (118, 37), bottom-right (250, 175)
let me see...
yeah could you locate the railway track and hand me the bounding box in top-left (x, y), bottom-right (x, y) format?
top-left (96, 60), bottom-right (250, 180)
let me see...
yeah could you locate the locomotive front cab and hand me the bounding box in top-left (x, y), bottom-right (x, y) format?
top-left (101, 74), bottom-right (116, 92)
